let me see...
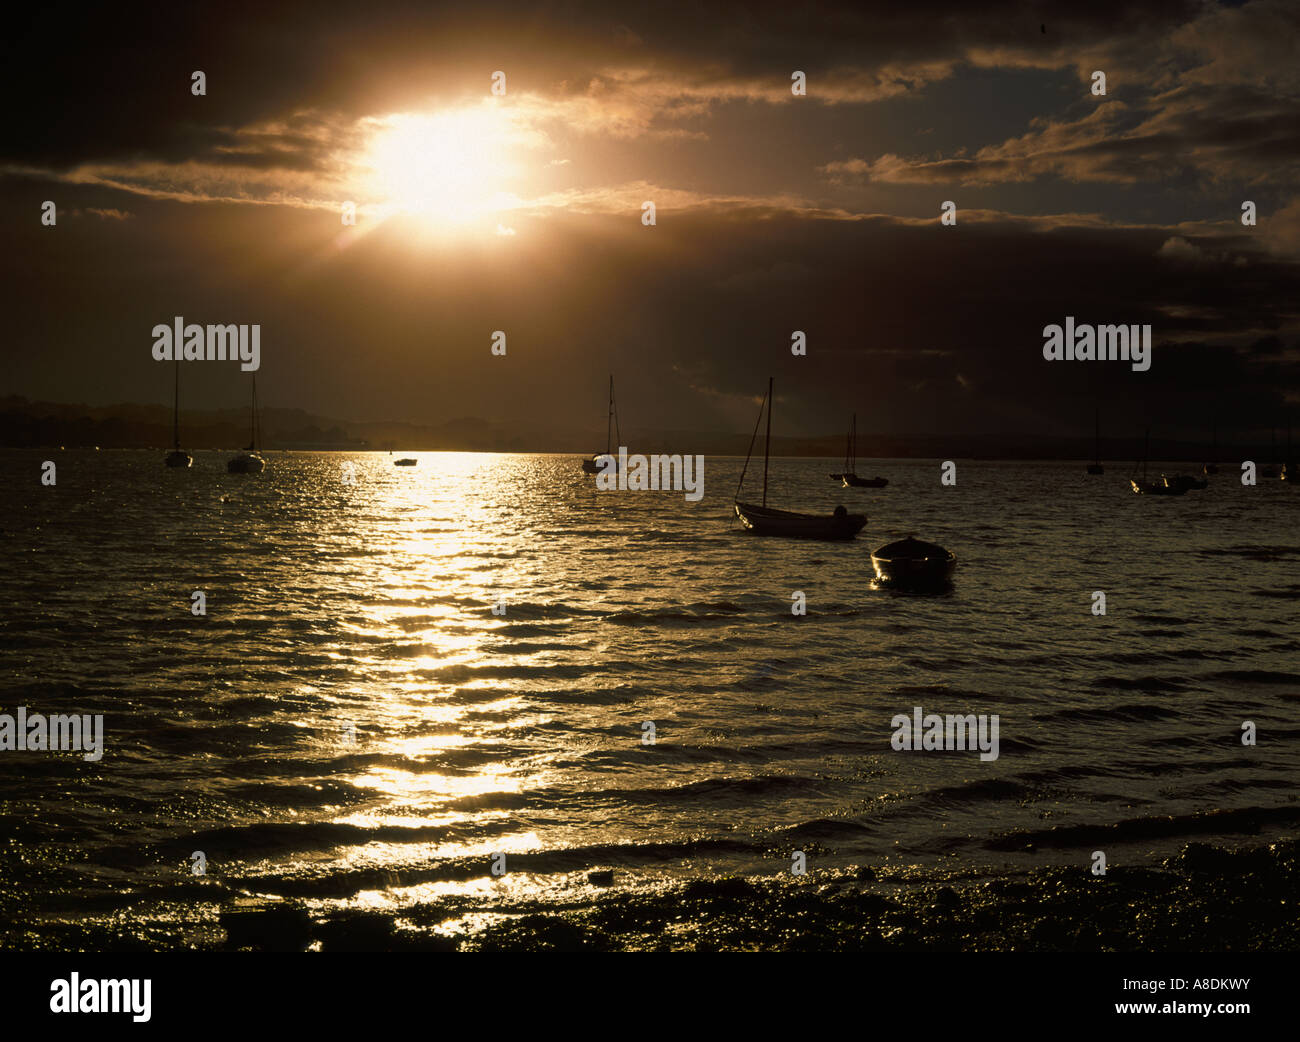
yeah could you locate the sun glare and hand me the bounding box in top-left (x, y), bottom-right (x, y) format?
top-left (364, 106), bottom-right (528, 224)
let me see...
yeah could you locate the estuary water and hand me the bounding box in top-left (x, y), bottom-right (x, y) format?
top-left (1, 450), bottom-right (1297, 946)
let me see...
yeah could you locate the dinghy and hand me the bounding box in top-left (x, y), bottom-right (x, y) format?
top-left (871, 536), bottom-right (955, 586)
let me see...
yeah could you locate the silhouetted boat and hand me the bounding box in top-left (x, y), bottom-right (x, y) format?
top-left (1202, 422), bottom-right (1219, 475)
top-left (1086, 408), bottom-right (1103, 474)
top-left (834, 414), bottom-right (888, 487)
top-left (582, 375), bottom-right (620, 474)
top-left (1260, 427), bottom-right (1280, 478)
top-left (1169, 473), bottom-right (1207, 492)
top-left (394, 458), bottom-right (417, 466)
top-left (871, 536), bottom-right (955, 586)
top-left (163, 358), bottom-right (192, 468)
top-left (227, 375), bottom-right (265, 474)
top-left (1130, 429), bottom-right (1185, 495)
top-left (734, 377), bottom-right (865, 540)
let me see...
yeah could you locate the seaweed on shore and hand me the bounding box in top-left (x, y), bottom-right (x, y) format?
top-left (3, 838), bottom-right (1297, 952)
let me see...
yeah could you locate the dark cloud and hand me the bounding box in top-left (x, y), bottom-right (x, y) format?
top-left (5, 0), bottom-right (1206, 168)
top-left (3, 174), bottom-right (1294, 443)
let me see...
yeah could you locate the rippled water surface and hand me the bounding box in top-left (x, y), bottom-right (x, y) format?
top-left (2, 450), bottom-right (1298, 938)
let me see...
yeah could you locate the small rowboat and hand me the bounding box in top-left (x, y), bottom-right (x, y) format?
top-left (871, 536), bottom-right (955, 586)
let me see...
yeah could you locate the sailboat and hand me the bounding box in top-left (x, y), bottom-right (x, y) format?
top-left (1086, 408), bottom-right (1104, 474)
top-left (734, 377), bottom-right (866, 539)
top-left (163, 358), bottom-right (192, 468)
top-left (581, 375), bottom-right (620, 474)
top-left (1130, 428), bottom-right (1186, 495)
top-left (1202, 422), bottom-right (1219, 475)
top-left (227, 375), bottom-right (266, 474)
top-left (1261, 428), bottom-right (1279, 479)
top-left (833, 414), bottom-right (888, 487)
top-left (1282, 425), bottom-right (1295, 483)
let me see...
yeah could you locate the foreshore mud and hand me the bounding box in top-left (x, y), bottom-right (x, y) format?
top-left (5, 838), bottom-right (1296, 952)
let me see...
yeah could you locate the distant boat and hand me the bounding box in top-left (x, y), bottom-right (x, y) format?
top-left (1261, 427), bottom-right (1280, 478)
top-left (1130, 428), bottom-right (1186, 495)
top-left (1283, 425), bottom-right (1296, 483)
top-left (582, 375), bottom-right (620, 474)
top-left (163, 358), bottom-right (192, 468)
top-left (871, 536), bottom-right (955, 586)
top-left (834, 414), bottom-right (888, 487)
top-left (394, 458), bottom-right (417, 466)
top-left (1169, 473), bottom-right (1207, 492)
top-left (1086, 408), bottom-right (1104, 474)
top-left (227, 375), bottom-right (266, 474)
top-left (1202, 422), bottom-right (1219, 475)
top-left (734, 377), bottom-right (866, 540)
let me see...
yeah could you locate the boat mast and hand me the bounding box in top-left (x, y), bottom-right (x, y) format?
top-left (762, 376), bottom-right (773, 507)
top-left (606, 374), bottom-right (613, 456)
top-left (1143, 427), bottom-right (1150, 481)
top-left (172, 358), bottom-right (181, 450)
top-left (1094, 407), bottom-right (1100, 466)
top-left (250, 375), bottom-right (259, 451)
top-left (613, 377), bottom-right (621, 451)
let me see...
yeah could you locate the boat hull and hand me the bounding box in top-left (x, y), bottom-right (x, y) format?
top-left (582, 455), bottom-right (618, 475)
top-left (734, 502), bottom-right (865, 540)
top-left (164, 450), bottom-right (192, 468)
top-left (227, 453), bottom-right (265, 474)
top-left (870, 538), bottom-right (956, 587)
top-left (843, 474), bottom-right (888, 488)
top-left (1086, 464), bottom-right (1104, 475)
top-left (394, 458), bottom-right (417, 466)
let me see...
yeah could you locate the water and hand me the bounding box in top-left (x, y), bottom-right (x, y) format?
top-left (2, 450), bottom-right (1298, 944)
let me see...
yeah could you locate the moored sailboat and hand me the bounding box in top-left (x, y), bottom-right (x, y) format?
top-left (163, 358), bottom-right (192, 468)
top-left (835, 413), bottom-right (888, 487)
top-left (1086, 408), bottom-right (1103, 474)
top-left (582, 375), bottom-right (620, 474)
top-left (1202, 422), bottom-right (1219, 475)
top-left (1130, 428), bottom-right (1185, 495)
top-left (1261, 427), bottom-right (1280, 478)
top-left (227, 375), bottom-right (266, 474)
top-left (735, 378), bottom-right (866, 540)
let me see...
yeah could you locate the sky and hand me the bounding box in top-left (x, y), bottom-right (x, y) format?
top-left (2, 0), bottom-right (1297, 445)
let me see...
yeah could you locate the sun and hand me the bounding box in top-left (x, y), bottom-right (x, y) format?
top-left (363, 105), bottom-right (528, 224)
